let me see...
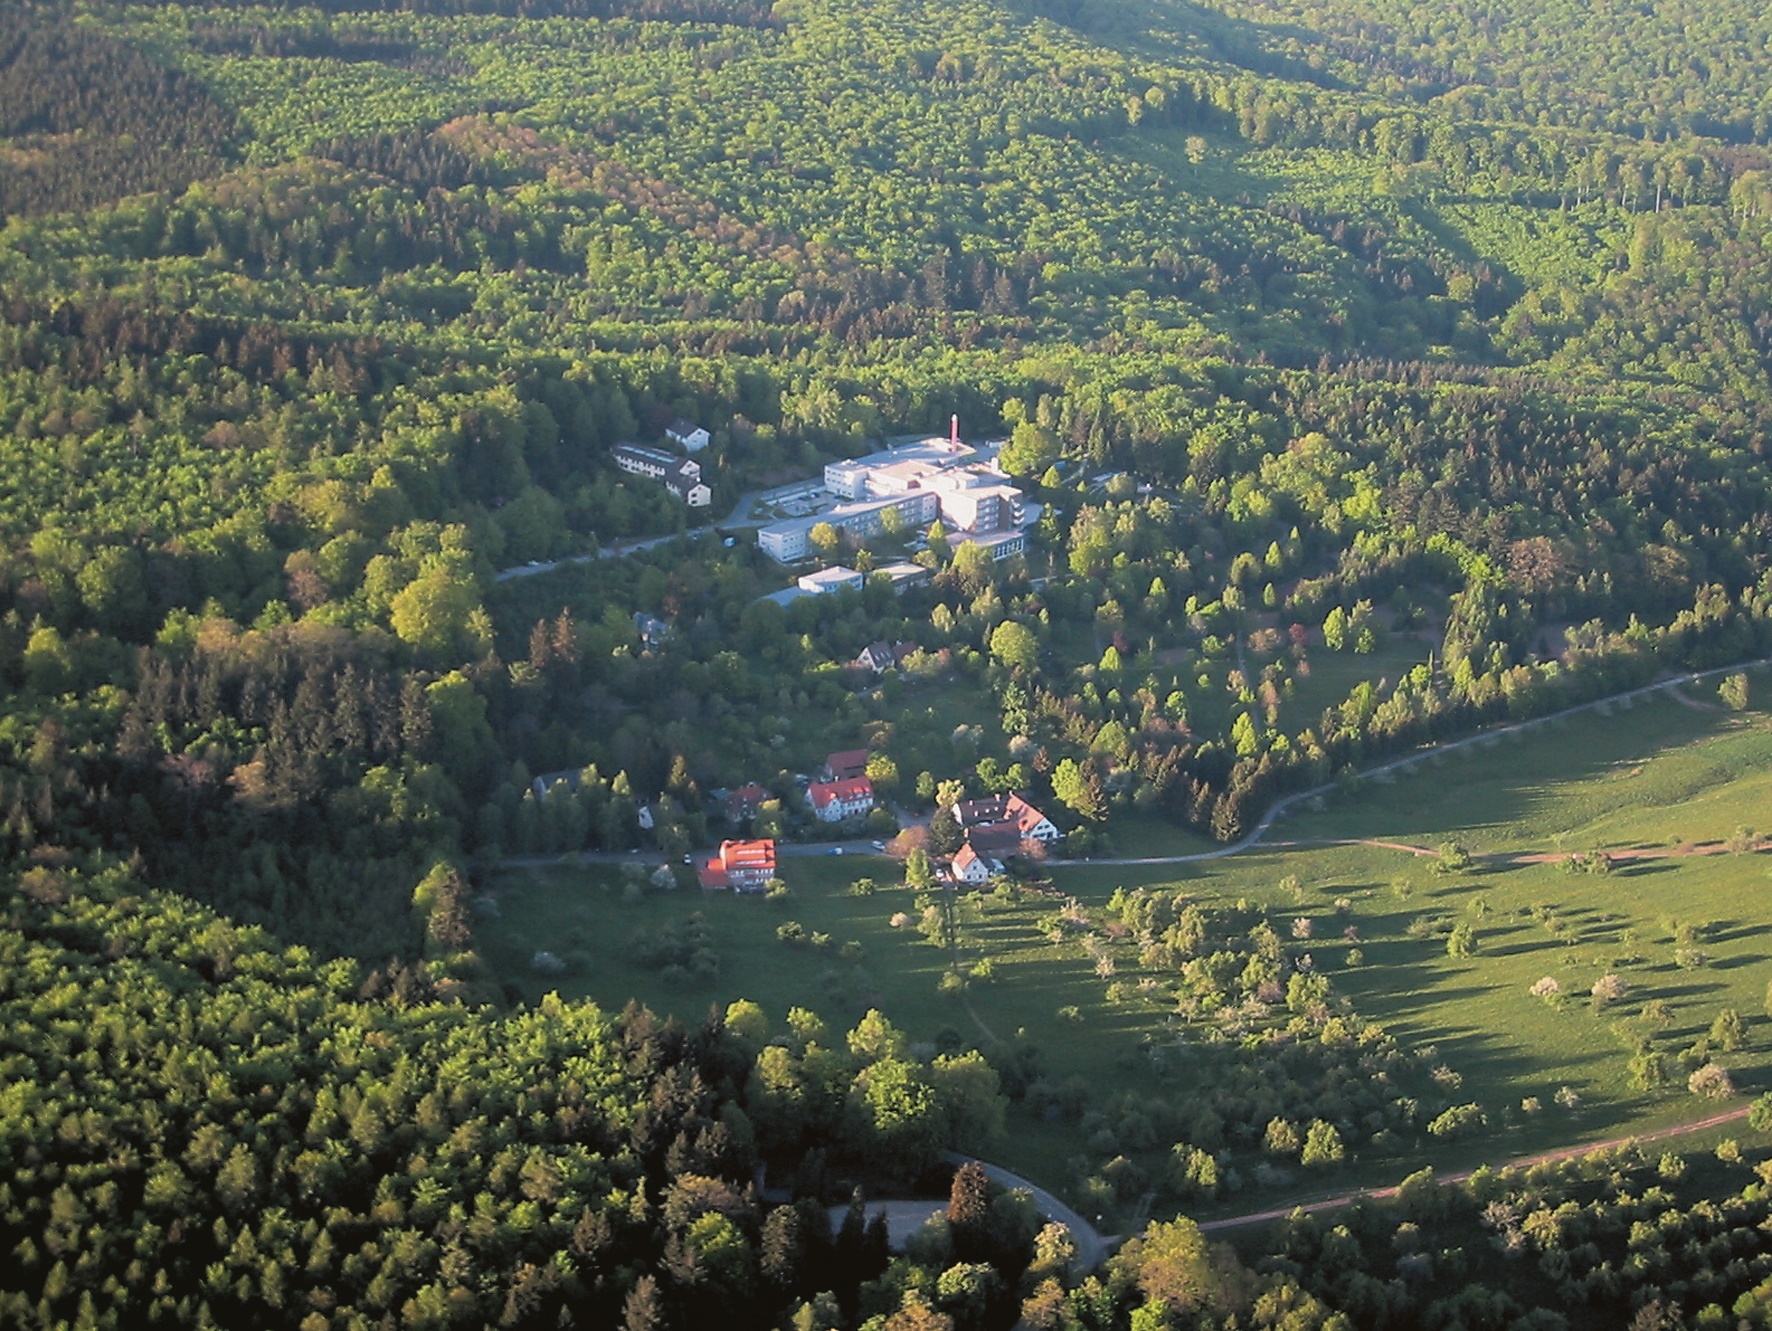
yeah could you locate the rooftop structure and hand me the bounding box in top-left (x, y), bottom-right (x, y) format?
top-left (796, 566), bottom-right (867, 595)
top-left (874, 562), bottom-right (931, 591)
top-left (824, 436), bottom-right (979, 500)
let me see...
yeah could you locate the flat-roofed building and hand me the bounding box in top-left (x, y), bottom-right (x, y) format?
top-left (759, 491), bottom-right (939, 563)
top-left (797, 566), bottom-right (866, 595)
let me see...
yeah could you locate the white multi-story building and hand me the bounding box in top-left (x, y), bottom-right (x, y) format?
top-left (759, 490), bottom-right (940, 562)
top-left (612, 444), bottom-right (710, 506)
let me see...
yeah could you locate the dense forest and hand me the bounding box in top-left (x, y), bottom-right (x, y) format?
top-left (5, 0), bottom-right (1772, 1324)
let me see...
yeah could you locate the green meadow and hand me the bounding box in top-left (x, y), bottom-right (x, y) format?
top-left (480, 671), bottom-right (1772, 1217)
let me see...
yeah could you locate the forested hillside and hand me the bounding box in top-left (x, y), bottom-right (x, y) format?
top-left (5, 0), bottom-right (1772, 1325)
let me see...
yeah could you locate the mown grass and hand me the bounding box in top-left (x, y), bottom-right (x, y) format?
top-left (481, 670), bottom-right (1772, 1214)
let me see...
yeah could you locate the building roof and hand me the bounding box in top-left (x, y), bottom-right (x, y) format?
top-left (725, 783), bottom-right (769, 820)
top-left (953, 793), bottom-right (1012, 826)
top-left (952, 843), bottom-right (998, 877)
top-left (875, 562), bottom-right (930, 586)
top-left (826, 749), bottom-right (870, 780)
top-left (667, 417), bottom-right (704, 437)
top-left (954, 791), bottom-right (1051, 835)
top-left (797, 566), bottom-right (864, 593)
top-left (809, 776), bottom-right (873, 809)
top-left (854, 641), bottom-right (895, 672)
top-left (698, 838), bottom-right (776, 888)
top-left (965, 823), bottom-right (1023, 857)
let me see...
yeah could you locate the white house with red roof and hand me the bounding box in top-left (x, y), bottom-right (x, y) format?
top-left (952, 791), bottom-right (1059, 842)
top-left (808, 776), bottom-right (874, 823)
top-left (951, 842), bottom-right (999, 885)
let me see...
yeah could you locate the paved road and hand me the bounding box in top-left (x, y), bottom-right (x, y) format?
top-left (492, 497), bottom-right (770, 583)
top-left (1197, 1105), bottom-right (1754, 1233)
top-left (825, 1154), bottom-right (1116, 1273)
top-left (950, 1153), bottom-right (1116, 1270)
top-left (494, 835), bottom-right (890, 872)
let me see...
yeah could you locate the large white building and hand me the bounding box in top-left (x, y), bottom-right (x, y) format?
top-left (761, 433), bottom-right (1032, 565)
top-left (758, 490), bottom-right (941, 562)
top-left (612, 443), bottom-right (711, 506)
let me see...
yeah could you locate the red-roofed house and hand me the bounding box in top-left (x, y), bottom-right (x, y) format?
top-left (1006, 793), bottom-right (1060, 842)
top-left (808, 776), bottom-right (874, 823)
top-left (697, 839), bottom-right (777, 891)
top-left (952, 791), bottom-right (1059, 843)
top-left (725, 783), bottom-right (769, 824)
top-left (964, 823), bottom-right (1024, 860)
top-left (952, 842), bottom-right (999, 884)
top-left (825, 749), bottom-right (870, 782)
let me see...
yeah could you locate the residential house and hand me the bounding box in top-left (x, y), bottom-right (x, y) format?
top-left (952, 793), bottom-right (1013, 827)
top-left (667, 419), bottom-right (711, 452)
top-left (697, 839), bottom-right (777, 891)
top-left (725, 783), bottom-right (769, 824)
top-left (665, 470), bottom-right (712, 508)
top-left (531, 767), bottom-right (586, 801)
top-left (951, 843), bottom-right (999, 884)
top-left (808, 776), bottom-right (874, 823)
top-left (852, 640), bottom-right (896, 675)
top-left (963, 822), bottom-right (1024, 862)
top-left (824, 749), bottom-right (870, 781)
top-left (633, 612), bottom-right (672, 651)
top-left (952, 791), bottom-right (1060, 842)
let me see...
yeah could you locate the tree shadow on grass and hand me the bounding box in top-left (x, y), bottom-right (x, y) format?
top-left (1703, 920), bottom-right (1759, 945)
top-left (1615, 862), bottom-right (1679, 878)
top-left (1707, 953), bottom-right (1765, 972)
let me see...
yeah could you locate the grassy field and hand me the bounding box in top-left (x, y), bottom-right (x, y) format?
top-left (479, 670), bottom-right (1772, 1218)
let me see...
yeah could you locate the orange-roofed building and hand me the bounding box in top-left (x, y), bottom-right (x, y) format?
top-left (951, 842), bottom-right (999, 885)
top-left (808, 776), bottom-right (874, 823)
top-left (697, 839), bottom-right (777, 891)
top-left (825, 748), bottom-right (870, 781)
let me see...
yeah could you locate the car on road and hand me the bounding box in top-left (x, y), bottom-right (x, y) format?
top-left (829, 847), bottom-right (844, 855)
top-left (871, 840), bottom-right (885, 850)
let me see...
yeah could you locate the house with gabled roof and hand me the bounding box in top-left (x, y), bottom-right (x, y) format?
top-left (853, 640), bottom-right (896, 675)
top-left (725, 783), bottom-right (769, 825)
top-left (667, 419), bottom-right (710, 452)
top-left (952, 842), bottom-right (999, 884)
top-left (825, 749), bottom-right (870, 782)
top-left (952, 791), bottom-right (1060, 842)
top-left (808, 776), bottom-right (874, 823)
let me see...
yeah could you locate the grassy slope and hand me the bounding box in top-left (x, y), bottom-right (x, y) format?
top-left (480, 670), bottom-right (1772, 1213)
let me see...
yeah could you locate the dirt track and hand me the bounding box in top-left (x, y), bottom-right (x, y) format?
top-left (1198, 1105), bottom-right (1754, 1232)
